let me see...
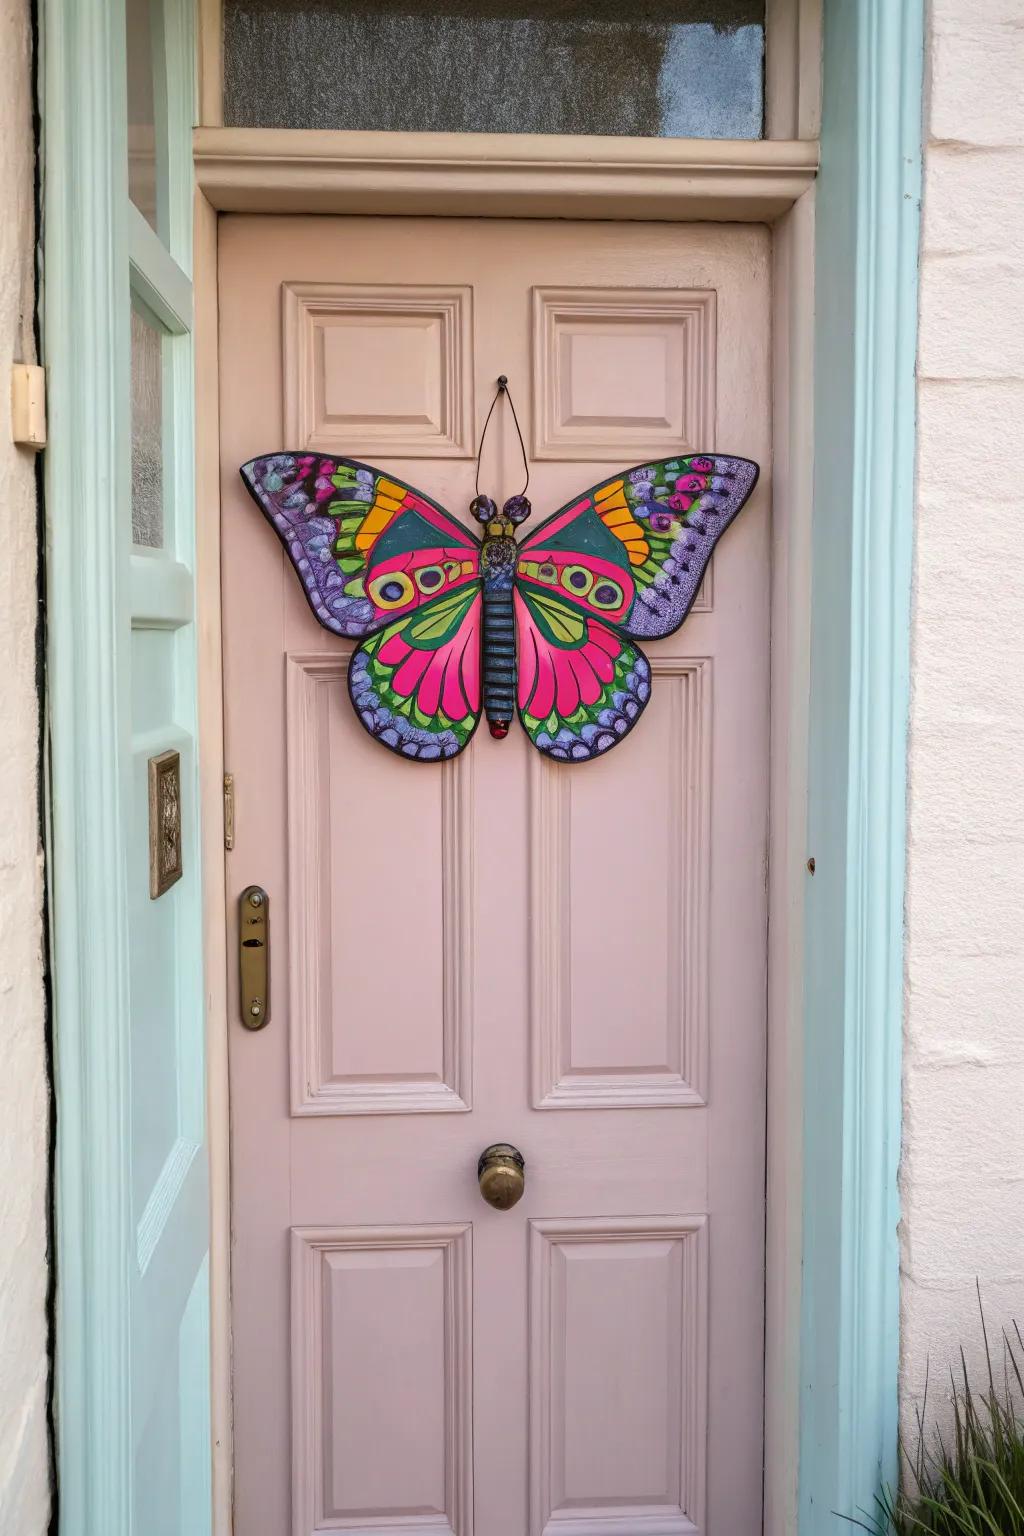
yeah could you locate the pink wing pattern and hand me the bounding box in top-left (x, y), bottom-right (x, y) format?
top-left (515, 586), bottom-right (651, 762)
top-left (348, 585), bottom-right (483, 760)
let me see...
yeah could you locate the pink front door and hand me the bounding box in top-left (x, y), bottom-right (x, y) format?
top-left (220, 214), bottom-right (770, 1535)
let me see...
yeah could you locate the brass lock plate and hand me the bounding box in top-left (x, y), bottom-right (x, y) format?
top-left (239, 885), bottom-right (270, 1029)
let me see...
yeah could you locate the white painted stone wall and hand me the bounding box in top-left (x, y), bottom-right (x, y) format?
top-left (0, 0), bottom-right (50, 1531)
top-left (902, 0), bottom-right (1024, 1428)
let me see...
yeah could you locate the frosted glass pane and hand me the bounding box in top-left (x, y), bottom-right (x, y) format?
top-left (127, 0), bottom-right (164, 233)
top-left (131, 308), bottom-right (165, 550)
top-left (223, 0), bottom-right (764, 140)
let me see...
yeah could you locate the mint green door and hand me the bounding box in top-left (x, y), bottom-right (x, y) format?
top-left (46, 0), bottom-right (211, 1530)
top-left (125, 0), bottom-right (211, 1524)
top-left (126, 233), bottom-right (210, 1536)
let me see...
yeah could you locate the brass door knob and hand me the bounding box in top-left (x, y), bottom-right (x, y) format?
top-left (478, 1143), bottom-right (526, 1210)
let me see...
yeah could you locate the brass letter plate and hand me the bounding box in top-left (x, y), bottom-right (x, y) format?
top-left (148, 749), bottom-right (183, 899)
top-left (239, 885), bottom-right (270, 1030)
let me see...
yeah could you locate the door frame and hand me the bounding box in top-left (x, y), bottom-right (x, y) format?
top-left (43, 0), bottom-right (923, 1530)
top-left (195, 135), bottom-right (818, 1536)
top-left (798, 4), bottom-right (923, 1524)
top-left (193, 5), bottom-right (922, 1531)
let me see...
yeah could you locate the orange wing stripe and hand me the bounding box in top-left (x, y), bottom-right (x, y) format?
top-left (354, 494), bottom-right (403, 552)
top-left (597, 490), bottom-right (650, 566)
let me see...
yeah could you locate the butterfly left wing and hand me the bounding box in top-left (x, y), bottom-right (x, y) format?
top-left (349, 585), bottom-right (483, 760)
top-left (515, 585), bottom-right (650, 762)
top-left (516, 453), bottom-right (758, 641)
top-left (240, 452), bottom-right (481, 638)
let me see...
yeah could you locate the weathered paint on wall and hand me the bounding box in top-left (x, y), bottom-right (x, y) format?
top-left (902, 0), bottom-right (1024, 1424)
top-left (0, 0), bottom-right (49, 1532)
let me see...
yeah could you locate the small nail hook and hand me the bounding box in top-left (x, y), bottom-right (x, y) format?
top-left (497, 374), bottom-right (508, 389)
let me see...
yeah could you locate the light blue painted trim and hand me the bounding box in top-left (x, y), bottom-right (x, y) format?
top-left (43, 0), bottom-right (202, 1531)
top-left (129, 204), bottom-right (194, 334)
top-left (800, 0), bottom-right (923, 1530)
top-left (41, 0), bottom-right (133, 1529)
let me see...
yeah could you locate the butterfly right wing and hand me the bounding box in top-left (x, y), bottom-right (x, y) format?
top-left (517, 454), bottom-right (758, 641)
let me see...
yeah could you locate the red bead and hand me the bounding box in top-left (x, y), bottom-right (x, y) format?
top-left (489, 720), bottom-right (510, 739)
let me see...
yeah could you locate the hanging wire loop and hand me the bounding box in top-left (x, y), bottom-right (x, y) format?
top-left (473, 375), bottom-right (530, 507)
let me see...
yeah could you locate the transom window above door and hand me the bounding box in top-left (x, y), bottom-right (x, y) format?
top-left (222, 0), bottom-right (765, 138)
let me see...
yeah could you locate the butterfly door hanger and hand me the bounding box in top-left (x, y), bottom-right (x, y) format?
top-left (239, 377), bottom-right (759, 763)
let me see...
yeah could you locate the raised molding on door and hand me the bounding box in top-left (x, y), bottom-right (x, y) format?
top-left (282, 281), bottom-right (474, 458)
top-left (530, 657), bottom-right (711, 1110)
top-left (291, 1223), bottom-right (473, 1536)
top-left (286, 652), bottom-right (474, 1115)
top-left (530, 286), bottom-right (716, 463)
top-left (529, 1215), bottom-right (708, 1536)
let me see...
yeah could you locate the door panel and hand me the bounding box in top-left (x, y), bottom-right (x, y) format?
top-left (291, 1225), bottom-right (473, 1534)
top-left (283, 281), bottom-right (475, 459)
top-left (529, 656), bottom-right (710, 1110)
top-left (530, 285), bottom-right (716, 463)
top-left (285, 655), bottom-right (473, 1116)
top-left (220, 215), bottom-right (770, 1536)
top-left (530, 1217), bottom-right (708, 1536)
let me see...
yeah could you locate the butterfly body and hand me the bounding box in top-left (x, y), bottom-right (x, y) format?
top-left (240, 451), bottom-right (759, 764)
top-left (475, 502), bottom-right (524, 739)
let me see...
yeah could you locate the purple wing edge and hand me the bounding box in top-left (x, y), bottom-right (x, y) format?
top-left (239, 452), bottom-right (377, 638)
top-left (622, 454), bottom-right (760, 640)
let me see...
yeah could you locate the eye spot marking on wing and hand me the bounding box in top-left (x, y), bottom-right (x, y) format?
top-left (518, 559), bottom-right (559, 586)
top-left (369, 549), bottom-right (480, 618)
top-left (590, 578), bottom-right (624, 611)
top-left (562, 565), bottom-right (594, 596)
top-left (369, 571), bottom-right (416, 609)
top-left (519, 558), bottom-right (628, 620)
